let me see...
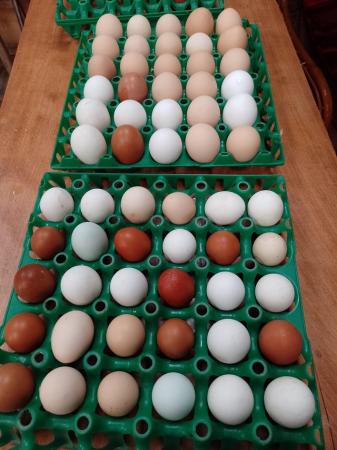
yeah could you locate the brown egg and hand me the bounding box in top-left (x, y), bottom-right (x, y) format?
top-left (14, 264), bottom-right (56, 304)
top-left (96, 14), bottom-right (123, 39)
top-left (124, 35), bottom-right (150, 57)
top-left (162, 192), bottom-right (196, 224)
top-left (155, 32), bottom-right (182, 56)
top-left (186, 123), bottom-right (220, 163)
top-left (114, 227), bottom-right (151, 262)
top-left (152, 72), bottom-right (182, 101)
top-left (31, 227), bottom-right (66, 260)
top-left (187, 95), bottom-right (220, 126)
top-left (88, 55), bottom-right (116, 79)
top-left (118, 73), bottom-right (148, 102)
top-left (206, 231), bottom-right (240, 265)
top-left (186, 52), bottom-right (215, 75)
top-left (4, 312), bottom-right (46, 353)
top-left (226, 126), bottom-right (260, 162)
top-left (92, 35), bottom-right (120, 60)
top-left (220, 48), bottom-right (250, 76)
top-left (106, 314), bottom-right (145, 357)
top-left (120, 52), bottom-right (149, 77)
top-left (259, 320), bottom-right (302, 365)
top-left (154, 54), bottom-right (181, 76)
top-left (217, 26), bottom-right (248, 55)
top-left (158, 269), bottom-right (195, 308)
top-left (0, 363), bottom-right (34, 412)
top-left (157, 319), bottom-right (194, 359)
top-left (111, 125), bottom-right (144, 164)
top-left (185, 7), bottom-right (214, 36)
top-left (186, 72), bottom-right (217, 100)
top-left (216, 8), bottom-right (242, 34)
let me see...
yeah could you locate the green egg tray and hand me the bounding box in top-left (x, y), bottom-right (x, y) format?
top-left (0, 172), bottom-right (323, 450)
top-left (55, 0), bottom-right (224, 38)
top-left (51, 18), bottom-right (284, 170)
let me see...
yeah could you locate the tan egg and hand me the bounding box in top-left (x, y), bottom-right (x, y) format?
top-left (186, 52), bottom-right (215, 75)
top-left (106, 314), bottom-right (145, 357)
top-left (186, 33), bottom-right (213, 55)
top-left (226, 126), bottom-right (260, 162)
top-left (154, 54), bottom-right (181, 76)
top-left (220, 48), bottom-right (250, 76)
top-left (127, 15), bottom-right (151, 38)
top-left (162, 192), bottom-right (196, 224)
top-left (92, 35), bottom-right (120, 60)
top-left (252, 233), bottom-right (287, 266)
top-left (88, 55), bottom-right (116, 79)
top-left (124, 35), bottom-right (150, 57)
top-left (96, 14), bottom-right (123, 39)
top-left (156, 14), bottom-right (182, 36)
top-left (152, 72), bottom-right (182, 101)
top-left (217, 26), bottom-right (248, 55)
top-left (216, 8), bottom-right (242, 34)
top-left (187, 95), bottom-right (220, 126)
top-left (186, 124), bottom-right (220, 163)
top-left (155, 32), bottom-right (182, 56)
top-left (120, 52), bottom-right (149, 77)
top-left (98, 371), bottom-right (139, 417)
top-left (186, 71), bottom-right (217, 100)
top-left (185, 7), bottom-right (214, 36)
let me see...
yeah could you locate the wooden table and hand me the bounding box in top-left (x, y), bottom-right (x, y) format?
top-left (0, 0), bottom-right (336, 448)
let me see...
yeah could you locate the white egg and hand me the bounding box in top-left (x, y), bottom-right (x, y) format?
top-left (207, 319), bottom-right (250, 363)
top-left (75, 98), bottom-right (110, 131)
top-left (221, 70), bottom-right (254, 100)
top-left (205, 191), bottom-right (245, 225)
top-left (71, 222), bottom-right (108, 261)
top-left (162, 229), bottom-right (196, 263)
top-left (186, 32), bottom-right (213, 55)
top-left (114, 100), bottom-right (147, 129)
top-left (110, 268), bottom-right (148, 306)
top-left (151, 99), bottom-right (183, 130)
top-left (51, 311), bottom-right (94, 363)
top-left (223, 93), bottom-right (257, 129)
top-left (247, 190), bottom-right (284, 226)
top-left (253, 232), bottom-right (287, 266)
top-left (83, 75), bottom-right (114, 104)
top-left (255, 274), bottom-right (295, 312)
top-left (207, 272), bottom-right (245, 310)
top-left (208, 375), bottom-right (254, 425)
top-left (152, 373), bottom-right (195, 421)
top-left (70, 125), bottom-right (107, 164)
top-left (61, 265), bottom-right (102, 305)
top-left (149, 128), bottom-right (182, 164)
top-left (264, 377), bottom-right (315, 428)
top-left (127, 15), bottom-right (151, 38)
top-left (121, 186), bottom-right (155, 223)
top-left (80, 189), bottom-right (115, 223)
top-left (39, 187), bottom-right (74, 222)
top-left (156, 14), bottom-right (182, 36)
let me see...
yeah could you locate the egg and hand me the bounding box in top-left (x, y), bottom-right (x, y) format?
top-left (186, 33), bottom-right (213, 55)
top-left (207, 272), bottom-right (245, 311)
top-left (155, 32), bottom-right (182, 56)
top-left (206, 231), bottom-right (240, 265)
top-left (114, 227), bottom-right (152, 262)
top-left (187, 95), bottom-right (220, 126)
top-left (205, 191), bottom-right (245, 225)
top-left (51, 311), bottom-right (94, 363)
top-left (216, 8), bottom-right (242, 34)
top-left (223, 93), bottom-right (257, 129)
top-left (71, 125), bottom-right (107, 164)
top-left (221, 70), bottom-right (254, 99)
top-left (162, 192), bottom-right (196, 224)
top-left (255, 274), bottom-right (295, 312)
top-left (92, 35), bottom-right (120, 60)
top-left (98, 372), bottom-right (139, 416)
top-left (31, 226), bottom-right (66, 259)
top-left (186, 51), bottom-right (215, 75)
top-left (76, 98), bottom-right (110, 131)
top-left (152, 373), bottom-right (195, 420)
top-left (154, 53), bottom-right (181, 76)
top-left (185, 8), bottom-right (214, 36)
top-left (106, 315), bottom-right (145, 356)
top-left (152, 72), bottom-right (182, 101)
top-left (127, 15), bottom-right (151, 38)
top-left (111, 125), bottom-right (144, 164)
top-left (208, 375), bottom-right (254, 425)
top-left (71, 222), bottom-right (108, 261)
top-left (88, 54), bottom-right (116, 79)
top-left (157, 319), bottom-right (194, 359)
top-left (252, 233), bottom-right (287, 266)
top-left (114, 100), bottom-right (147, 129)
top-left (124, 34), bottom-right (150, 56)
top-left (264, 377), bottom-right (315, 428)
top-left (80, 188), bottom-right (115, 223)
top-left (39, 367), bottom-right (86, 415)
top-left (207, 319), bottom-right (250, 363)
top-left (96, 14), bottom-right (123, 39)
top-left (158, 268), bottom-right (195, 308)
top-left (110, 268), bottom-right (148, 306)
top-left (118, 73), bottom-right (148, 102)
top-left (162, 229), bottom-right (196, 263)
top-left (186, 123), bottom-right (220, 163)
top-left (220, 48), bottom-right (250, 76)
top-left (217, 26), bottom-right (248, 55)
top-left (156, 14), bottom-right (182, 36)
top-left (151, 99), bottom-right (183, 130)
top-left (61, 265), bottom-right (102, 305)
top-left (39, 187), bottom-right (74, 222)
top-left (121, 186), bottom-right (155, 223)
top-left (149, 128), bottom-right (182, 164)
top-left (120, 52), bottom-right (149, 77)
top-left (14, 264), bottom-right (56, 304)
top-left (4, 312), bottom-right (46, 353)
top-left (0, 363), bottom-right (34, 412)
top-left (248, 190), bottom-right (284, 226)
top-left (83, 75), bottom-right (114, 104)
top-left (186, 72), bottom-right (217, 100)
top-left (226, 126), bottom-right (260, 162)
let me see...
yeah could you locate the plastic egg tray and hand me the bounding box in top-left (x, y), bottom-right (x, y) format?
top-left (51, 18), bottom-right (284, 170)
top-left (0, 172), bottom-right (323, 450)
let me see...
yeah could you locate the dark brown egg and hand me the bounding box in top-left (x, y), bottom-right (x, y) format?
top-left (118, 73), bottom-right (148, 102)
top-left (114, 227), bottom-right (151, 262)
top-left (4, 313), bottom-right (46, 353)
top-left (31, 227), bottom-right (66, 260)
top-left (14, 264), bottom-right (56, 304)
top-left (157, 318), bottom-right (194, 359)
top-left (206, 231), bottom-right (240, 265)
top-left (0, 363), bottom-right (35, 412)
top-left (111, 125), bottom-right (144, 164)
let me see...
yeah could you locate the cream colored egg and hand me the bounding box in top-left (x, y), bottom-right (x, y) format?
top-left (96, 14), bottom-right (123, 39)
top-left (186, 32), bottom-right (213, 55)
top-left (220, 48), bottom-right (250, 76)
top-left (92, 35), bottom-right (120, 60)
top-left (186, 71), bottom-right (217, 100)
top-left (216, 8), bottom-right (242, 34)
top-left (152, 72), bottom-right (182, 101)
top-left (124, 34), bottom-right (150, 57)
top-left (217, 26), bottom-right (248, 55)
top-left (253, 233), bottom-right (287, 266)
top-left (186, 52), bottom-right (215, 75)
top-left (88, 55), bottom-right (116, 79)
top-left (185, 7), bottom-right (214, 36)
top-left (226, 126), bottom-right (260, 162)
top-left (156, 14), bottom-right (182, 36)
top-left (106, 315), bottom-right (145, 357)
top-left (154, 54), bottom-right (181, 76)
top-left (155, 32), bottom-right (182, 56)
top-left (162, 192), bottom-right (196, 224)
top-left (127, 15), bottom-right (151, 38)
top-left (121, 186), bottom-right (155, 223)
top-left (120, 52), bottom-right (149, 77)
top-left (186, 124), bottom-right (220, 163)
top-left (187, 95), bottom-right (220, 126)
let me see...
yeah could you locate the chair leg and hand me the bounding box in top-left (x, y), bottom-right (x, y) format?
top-left (11, 0), bottom-right (25, 30)
top-left (0, 36), bottom-right (12, 75)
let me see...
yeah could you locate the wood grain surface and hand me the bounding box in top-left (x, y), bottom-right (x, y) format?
top-left (0, 0), bottom-right (336, 448)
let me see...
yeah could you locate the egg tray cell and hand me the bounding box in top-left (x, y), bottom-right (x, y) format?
top-left (55, 0), bottom-right (224, 38)
top-left (51, 18), bottom-right (284, 170)
top-left (0, 172), bottom-right (323, 450)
